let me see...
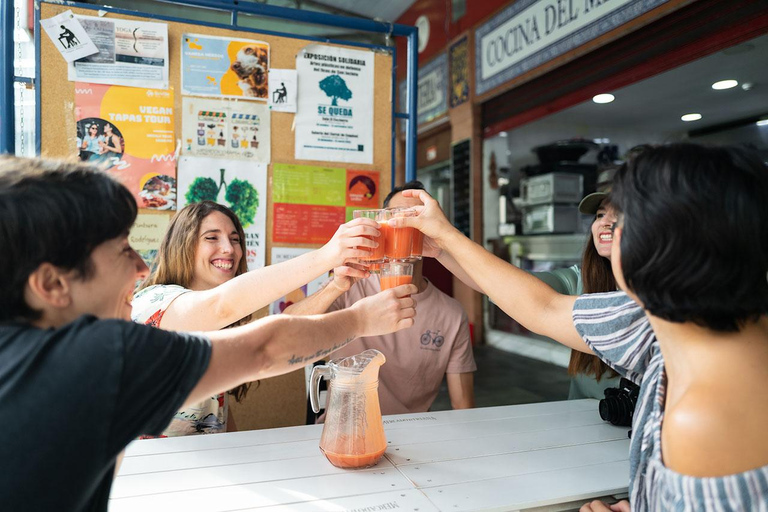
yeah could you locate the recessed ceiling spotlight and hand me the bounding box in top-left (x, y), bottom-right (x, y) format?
top-left (742, 82), bottom-right (754, 91)
top-left (592, 93), bottom-right (615, 104)
top-left (712, 79), bottom-right (738, 90)
top-left (681, 113), bottom-right (702, 122)
top-left (498, 131), bottom-right (508, 138)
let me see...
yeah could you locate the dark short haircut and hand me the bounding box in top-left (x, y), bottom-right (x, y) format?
top-left (611, 143), bottom-right (768, 331)
top-left (383, 180), bottom-right (426, 207)
top-left (0, 156), bottom-right (138, 322)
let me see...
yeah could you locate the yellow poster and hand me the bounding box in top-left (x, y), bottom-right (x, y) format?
top-left (75, 83), bottom-right (177, 210)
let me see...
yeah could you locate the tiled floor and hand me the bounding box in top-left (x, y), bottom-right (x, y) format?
top-left (430, 343), bottom-right (572, 411)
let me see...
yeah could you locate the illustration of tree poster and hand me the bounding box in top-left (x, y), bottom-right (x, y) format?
top-left (181, 97), bottom-right (270, 163)
top-left (272, 163), bottom-right (379, 244)
top-left (177, 156), bottom-right (268, 270)
top-left (294, 44), bottom-right (373, 164)
top-left (74, 82), bottom-right (177, 210)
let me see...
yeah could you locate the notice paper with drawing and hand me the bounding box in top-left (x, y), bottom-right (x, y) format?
top-left (40, 10), bottom-right (99, 63)
top-left (268, 69), bottom-right (297, 113)
top-left (295, 44), bottom-right (374, 164)
top-left (67, 15), bottom-right (169, 89)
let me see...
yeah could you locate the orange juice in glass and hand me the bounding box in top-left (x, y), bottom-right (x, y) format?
top-left (384, 208), bottom-right (414, 261)
top-left (410, 228), bottom-right (424, 260)
top-left (352, 209), bottom-right (386, 263)
top-left (380, 262), bottom-right (414, 291)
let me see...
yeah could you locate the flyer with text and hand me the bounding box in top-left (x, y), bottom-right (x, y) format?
top-left (295, 44), bottom-right (373, 164)
top-left (69, 15), bottom-right (169, 89)
top-left (268, 247), bottom-right (329, 315)
top-left (74, 83), bottom-right (176, 210)
top-left (181, 34), bottom-right (269, 101)
top-left (272, 163), bottom-right (379, 244)
top-left (129, 212), bottom-right (171, 270)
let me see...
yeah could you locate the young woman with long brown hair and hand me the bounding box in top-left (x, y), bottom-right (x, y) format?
top-left (532, 192), bottom-right (621, 399)
top-left (132, 200), bottom-right (381, 436)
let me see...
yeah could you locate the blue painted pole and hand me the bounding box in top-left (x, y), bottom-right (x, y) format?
top-left (157, 0), bottom-right (413, 36)
top-left (1, 0), bottom-right (16, 154)
top-left (405, 28), bottom-right (418, 183)
top-left (390, 44), bottom-right (397, 189)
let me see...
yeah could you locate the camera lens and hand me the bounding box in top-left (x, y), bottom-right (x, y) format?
top-left (599, 393), bottom-right (634, 426)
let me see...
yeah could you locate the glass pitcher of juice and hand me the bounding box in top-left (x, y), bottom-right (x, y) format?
top-left (310, 350), bottom-right (387, 469)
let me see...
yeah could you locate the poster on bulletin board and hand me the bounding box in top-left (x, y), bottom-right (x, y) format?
top-left (269, 247), bottom-right (330, 315)
top-left (294, 44), bottom-right (373, 164)
top-left (181, 97), bottom-right (270, 162)
top-left (181, 34), bottom-right (270, 101)
top-left (177, 156), bottom-right (268, 270)
top-left (129, 212), bottom-right (170, 270)
top-left (74, 82), bottom-right (177, 210)
top-left (68, 15), bottom-right (169, 89)
top-left (272, 163), bottom-right (379, 244)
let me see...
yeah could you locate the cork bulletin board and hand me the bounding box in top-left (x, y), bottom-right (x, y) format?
top-left (39, 2), bottom-right (394, 430)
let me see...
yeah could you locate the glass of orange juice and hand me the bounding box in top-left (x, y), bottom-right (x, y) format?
top-left (384, 208), bottom-right (414, 261)
top-left (352, 209), bottom-right (387, 263)
top-left (380, 261), bottom-right (414, 291)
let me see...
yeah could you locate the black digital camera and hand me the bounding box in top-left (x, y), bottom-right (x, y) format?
top-left (599, 377), bottom-right (640, 427)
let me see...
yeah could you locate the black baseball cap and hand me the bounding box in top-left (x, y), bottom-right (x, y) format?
top-left (578, 192), bottom-right (609, 215)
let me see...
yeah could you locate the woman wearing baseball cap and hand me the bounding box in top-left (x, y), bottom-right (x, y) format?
top-left (530, 189), bottom-right (621, 400)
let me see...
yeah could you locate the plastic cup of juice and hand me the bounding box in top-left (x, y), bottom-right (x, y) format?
top-left (384, 208), bottom-right (414, 261)
top-left (352, 209), bottom-right (387, 263)
top-left (380, 261), bottom-right (414, 291)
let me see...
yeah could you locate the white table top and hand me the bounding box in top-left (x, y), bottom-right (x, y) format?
top-left (110, 399), bottom-right (630, 511)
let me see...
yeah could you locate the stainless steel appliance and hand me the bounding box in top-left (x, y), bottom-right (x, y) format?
top-left (520, 172), bottom-right (583, 206)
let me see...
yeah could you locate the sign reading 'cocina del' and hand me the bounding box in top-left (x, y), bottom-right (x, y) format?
top-left (475, 0), bottom-right (669, 95)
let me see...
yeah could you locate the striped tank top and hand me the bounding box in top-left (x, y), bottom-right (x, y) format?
top-left (572, 291), bottom-right (768, 511)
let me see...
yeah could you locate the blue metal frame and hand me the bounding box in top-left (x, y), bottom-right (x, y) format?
top-left (2, 0), bottom-right (419, 183)
top-left (1, 1), bottom-right (15, 154)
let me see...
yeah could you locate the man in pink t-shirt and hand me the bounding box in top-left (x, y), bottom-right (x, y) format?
top-left (285, 182), bottom-right (476, 416)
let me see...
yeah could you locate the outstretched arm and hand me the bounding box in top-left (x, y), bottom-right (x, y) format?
top-left (184, 283), bottom-right (417, 407)
top-left (392, 190), bottom-right (590, 353)
top-left (156, 219), bottom-right (380, 332)
top-left (283, 264), bottom-right (365, 316)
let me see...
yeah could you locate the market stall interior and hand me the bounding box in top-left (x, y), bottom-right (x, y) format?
top-left (482, 31), bottom-right (768, 366)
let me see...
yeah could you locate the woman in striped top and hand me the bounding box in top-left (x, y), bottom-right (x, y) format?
top-left (393, 143), bottom-right (768, 511)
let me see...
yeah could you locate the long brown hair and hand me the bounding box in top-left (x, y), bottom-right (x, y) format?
top-left (140, 201), bottom-right (251, 401)
top-left (567, 205), bottom-right (620, 381)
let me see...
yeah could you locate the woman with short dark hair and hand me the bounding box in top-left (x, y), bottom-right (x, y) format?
top-left (394, 143), bottom-right (768, 510)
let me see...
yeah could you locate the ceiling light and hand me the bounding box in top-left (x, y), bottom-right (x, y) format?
top-left (681, 113), bottom-right (702, 122)
top-left (712, 80), bottom-right (738, 90)
top-left (757, 119), bottom-right (768, 127)
top-left (592, 94), bottom-right (615, 104)
top-left (498, 131), bottom-right (508, 138)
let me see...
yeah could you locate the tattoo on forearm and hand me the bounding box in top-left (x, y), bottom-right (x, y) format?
top-left (287, 336), bottom-right (355, 365)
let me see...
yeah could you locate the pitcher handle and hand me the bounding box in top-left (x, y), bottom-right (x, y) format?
top-left (310, 364), bottom-right (331, 413)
